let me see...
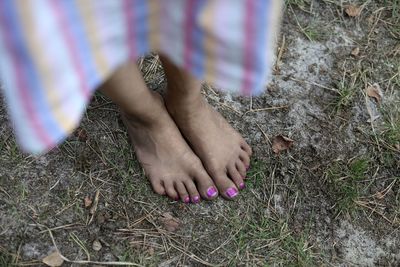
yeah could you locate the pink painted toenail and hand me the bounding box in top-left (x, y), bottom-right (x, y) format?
top-left (207, 187), bottom-right (218, 197)
top-left (246, 165), bottom-right (250, 171)
top-left (226, 188), bottom-right (238, 198)
top-left (192, 196), bottom-right (200, 203)
top-left (174, 196), bottom-right (179, 201)
top-left (239, 182), bottom-right (245, 189)
top-left (184, 196), bottom-right (190, 203)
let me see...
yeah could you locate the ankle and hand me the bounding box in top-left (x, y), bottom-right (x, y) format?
top-left (121, 93), bottom-right (166, 128)
top-left (165, 90), bottom-right (205, 115)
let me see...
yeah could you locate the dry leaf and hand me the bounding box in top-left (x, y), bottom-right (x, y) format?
top-left (89, 190), bottom-right (100, 215)
top-left (345, 5), bottom-right (362, 17)
top-left (84, 196), bottom-right (92, 208)
top-left (160, 212), bottom-right (180, 232)
top-left (375, 192), bottom-right (384, 200)
top-left (366, 83), bottom-right (383, 104)
top-left (92, 240), bottom-right (102, 251)
top-left (147, 247), bottom-right (155, 256)
top-left (351, 47), bottom-right (360, 56)
top-left (366, 15), bottom-right (375, 25)
top-left (75, 128), bottom-right (88, 142)
top-left (97, 213), bottom-right (106, 224)
top-left (272, 135), bottom-right (294, 154)
top-left (367, 115), bottom-right (380, 123)
top-left (42, 251), bottom-right (64, 267)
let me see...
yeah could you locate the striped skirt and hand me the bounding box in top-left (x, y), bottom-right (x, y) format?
top-left (0, 0), bottom-right (282, 154)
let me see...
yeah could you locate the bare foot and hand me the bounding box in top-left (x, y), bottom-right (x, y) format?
top-left (166, 95), bottom-right (252, 199)
top-left (122, 93), bottom-right (218, 203)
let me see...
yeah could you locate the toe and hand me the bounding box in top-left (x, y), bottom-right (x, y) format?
top-left (164, 180), bottom-right (179, 200)
top-left (236, 160), bottom-right (247, 179)
top-left (192, 170), bottom-right (218, 200)
top-left (184, 180), bottom-right (201, 203)
top-left (228, 164), bottom-right (245, 190)
top-left (175, 182), bottom-right (190, 203)
top-left (241, 141), bottom-right (253, 157)
top-left (213, 173), bottom-right (239, 200)
top-left (239, 151), bottom-right (250, 170)
top-left (150, 179), bottom-right (166, 196)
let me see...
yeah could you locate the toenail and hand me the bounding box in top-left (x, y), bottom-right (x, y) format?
top-left (192, 195), bottom-right (200, 203)
top-left (226, 188), bottom-right (238, 198)
top-left (174, 196), bottom-right (179, 201)
top-left (239, 182), bottom-right (245, 189)
top-left (184, 196), bottom-right (190, 203)
top-left (246, 165), bottom-right (250, 171)
top-left (207, 187), bottom-right (218, 198)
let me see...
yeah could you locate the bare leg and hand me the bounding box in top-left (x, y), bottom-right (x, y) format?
top-left (100, 61), bottom-right (218, 203)
top-left (161, 56), bottom-right (252, 199)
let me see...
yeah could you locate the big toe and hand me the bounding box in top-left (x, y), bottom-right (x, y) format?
top-left (212, 173), bottom-right (239, 200)
top-left (192, 169), bottom-right (218, 200)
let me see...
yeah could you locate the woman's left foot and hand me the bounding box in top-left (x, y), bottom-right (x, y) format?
top-left (165, 95), bottom-right (252, 200)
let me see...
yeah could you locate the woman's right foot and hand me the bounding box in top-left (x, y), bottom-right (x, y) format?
top-left (160, 55), bottom-right (251, 200)
top-left (122, 93), bottom-right (218, 203)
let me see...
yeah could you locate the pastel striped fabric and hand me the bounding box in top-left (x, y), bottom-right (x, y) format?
top-left (0, 0), bottom-right (282, 154)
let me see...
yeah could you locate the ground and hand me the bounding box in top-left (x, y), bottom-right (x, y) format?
top-left (0, 1), bottom-right (399, 266)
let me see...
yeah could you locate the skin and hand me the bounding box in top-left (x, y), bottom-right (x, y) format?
top-left (161, 55), bottom-right (252, 199)
top-left (100, 57), bottom-right (251, 202)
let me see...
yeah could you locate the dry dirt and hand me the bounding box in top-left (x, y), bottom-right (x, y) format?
top-left (1, 1), bottom-right (399, 266)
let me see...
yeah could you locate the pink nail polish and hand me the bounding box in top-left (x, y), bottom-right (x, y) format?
top-left (184, 196), bottom-right (190, 203)
top-left (192, 196), bottom-right (200, 203)
top-left (246, 165), bottom-right (250, 171)
top-left (207, 187), bottom-right (218, 197)
top-left (226, 188), bottom-right (238, 198)
top-left (239, 182), bottom-right (245, 189)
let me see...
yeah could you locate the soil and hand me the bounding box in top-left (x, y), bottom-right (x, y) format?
top-left (1, 1), bottom-right (399, 266)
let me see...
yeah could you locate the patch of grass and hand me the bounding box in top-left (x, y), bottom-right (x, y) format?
top-left (15, 182), bottom-right (28, 202)
top-left (303, 25), bottom-right (323, 41)
top-left (246, 159), bottom-right (266, 188)
top-left (0, 138), bottom-right (23, 162)
top-left (388, 22), bottom-right (400, 39)
top-left (370, 92), bottom-right (400, 168)
top-left (0, 250), bottom-right (13, 267)
top-left (395, 182), bottom-right (400, 222)
top-left (117, 242), bottom-right (160, 266)
top-left (230, 215), bottom-right (317, 266)
top-left (385, 0), bottom-right (400, 20)
top-left (120, 172), bottom-right (136, 196)
top-left (285, 0), bottom-right (311, 10)
top-left (225, 160), bottom-right (318, 266)
top-left (325, 158), bottom-right (370, 216)
top-left (383, 120), bottom-right (400, 145)
top-left (380, 103), bottom-right (400, 150)
top-left (330, 77), bottom-right (357, 113)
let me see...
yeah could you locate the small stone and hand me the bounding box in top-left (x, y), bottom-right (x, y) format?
top-left (351, 47), bottom-right (360, 57)
top-left (42, 251), bottom-right (64, 267)
top-left (92, 240), bottom-right (102, 251)
top-left (345, 5), bottom-right (362, 17)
